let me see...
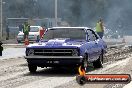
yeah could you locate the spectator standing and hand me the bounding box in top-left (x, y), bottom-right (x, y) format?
top-left (95, 18), bottom-right (104, 38)
top-left (23, 22), bottom-right (30, 40)
top-left (0, 41), bottom-right (3, 56)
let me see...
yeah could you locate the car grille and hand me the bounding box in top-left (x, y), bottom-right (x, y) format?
top-left (34, 49), bottom-right (73, 56)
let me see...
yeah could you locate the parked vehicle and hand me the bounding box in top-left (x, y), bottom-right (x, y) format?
top-left (17, 26), bottom-right (44, 43)
top-left (25, 27), bottom-right (107, 73)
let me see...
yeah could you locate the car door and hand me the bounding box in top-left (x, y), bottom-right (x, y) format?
top-left (87, 30), bottom-right (101, 61)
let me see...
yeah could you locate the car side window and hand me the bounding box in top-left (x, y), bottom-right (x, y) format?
top-left (87, 30), bottom-right (97, 41)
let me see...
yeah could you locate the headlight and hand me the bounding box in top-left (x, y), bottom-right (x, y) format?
top-left (72, 49), bottom-right (78, 56)
top-left (27, 49), bottom-right (34, 56)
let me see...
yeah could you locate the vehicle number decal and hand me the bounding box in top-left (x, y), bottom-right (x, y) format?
top-left (47, 61), bottom-right (59, 64)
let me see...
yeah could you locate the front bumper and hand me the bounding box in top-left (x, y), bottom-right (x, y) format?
top-left (25, 56), bottom-right (83, 67)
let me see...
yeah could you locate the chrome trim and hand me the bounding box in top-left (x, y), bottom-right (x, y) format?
top-left (25, 56), bottom-right (83, 59)
top-left (35, 52), bottom-right (71, 54)
top-left (33, 49), bottom-right (77, 56)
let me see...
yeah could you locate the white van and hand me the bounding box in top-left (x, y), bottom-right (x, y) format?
top-left (17, 26), bottom-right (43, 43)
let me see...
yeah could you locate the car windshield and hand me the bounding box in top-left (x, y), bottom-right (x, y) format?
top-left (44, 28), bottom-right (86, 40)
top-left (30, 27), bottom-right (39, 32)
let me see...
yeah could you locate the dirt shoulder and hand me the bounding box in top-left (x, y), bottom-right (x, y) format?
top-left (0, 46), bottom-right (132, 88)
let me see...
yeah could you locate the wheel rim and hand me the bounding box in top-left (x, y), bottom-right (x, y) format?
top-left (100, 53), bottom-right (103, 64)
top-left (98, 53), bottom-right (103, 68)
top-left (83, 58), bottom-right (88, 71)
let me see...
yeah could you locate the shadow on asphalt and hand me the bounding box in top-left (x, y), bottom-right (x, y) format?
top-left (24, 66), bottom-right (96, 77)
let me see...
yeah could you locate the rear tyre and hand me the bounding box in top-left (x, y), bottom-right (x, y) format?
top-left (93, 52), bottom-right (103, 68)
top-left (28, 64), bottom-right (37, 73)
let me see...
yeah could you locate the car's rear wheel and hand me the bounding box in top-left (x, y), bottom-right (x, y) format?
top-left (93, 52), bottom-right (103, 68)
top-left (28, 64), bottom-right (37, 73)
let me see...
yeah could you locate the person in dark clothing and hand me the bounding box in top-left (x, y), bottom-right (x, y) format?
top-left (19, 24), bottom-right (24, 32)
top-left (6, 24), bottom-right (9, 40)
top-left (0, 41), bottom-right (3, 56)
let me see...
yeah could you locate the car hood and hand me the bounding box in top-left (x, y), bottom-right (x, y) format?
top-left (18, 32), bottom-right (39, 35)
top-left (27, 38), bottom-right (86, 48)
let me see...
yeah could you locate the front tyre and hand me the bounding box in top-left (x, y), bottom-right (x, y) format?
top-left (82, 54), bottom-right (88, 71)
top-left (28, 64), bottom-right (37, 73)
top-left (93, 52), bottom-right (103, 68)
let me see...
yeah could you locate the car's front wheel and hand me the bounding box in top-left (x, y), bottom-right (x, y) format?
top-left (82, 54), bottom-right (88, 71)
top-left (28, 64), bottom-right (37, 73)
top-left (93, 52), bottom-right (103, 68)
